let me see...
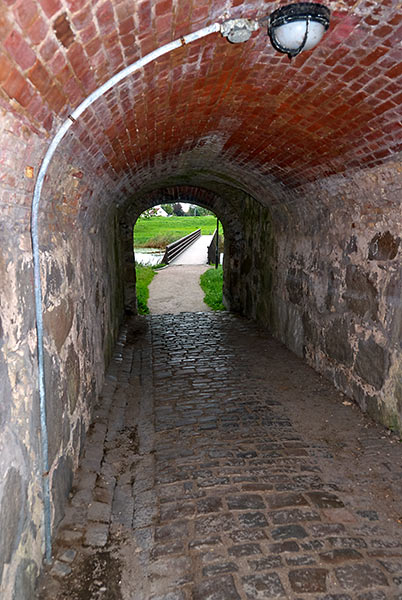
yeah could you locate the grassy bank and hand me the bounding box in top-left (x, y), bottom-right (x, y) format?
top-left (135, 264), bottom-right (156, 314)
top-left (200, 266), bottom-right (225, 311)
top-left (134, 216), bottom-right (224, 248)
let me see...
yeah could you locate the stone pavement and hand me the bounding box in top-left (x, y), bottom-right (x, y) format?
top-left (36, 313), bottom-right (402, 600)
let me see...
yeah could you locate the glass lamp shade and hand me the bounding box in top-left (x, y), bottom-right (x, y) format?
top-left (273, 20), bottom-right (327, 52)
top-left (268, 3), bottom-right (330, 58)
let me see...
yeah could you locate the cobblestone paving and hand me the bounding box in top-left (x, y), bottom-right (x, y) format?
top-left (36, 313), bottom-right (402, 600)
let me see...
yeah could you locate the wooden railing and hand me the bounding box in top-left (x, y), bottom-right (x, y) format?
top-left (162, 228), bottom-right (201, 264)
top-left (207, 228), bottom-right (218, 265)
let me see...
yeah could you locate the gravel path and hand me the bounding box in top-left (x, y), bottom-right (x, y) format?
top-left (148, 265), bottom-right (211, 314)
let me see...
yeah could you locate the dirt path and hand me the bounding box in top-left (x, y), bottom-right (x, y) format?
top-left (148, 265), bottom-right (211, 314)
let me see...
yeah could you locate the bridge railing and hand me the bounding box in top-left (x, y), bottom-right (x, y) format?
top-left (207, 228), bottom-right (218, 265)
top-left (162, 228), bottom-right (201, 264)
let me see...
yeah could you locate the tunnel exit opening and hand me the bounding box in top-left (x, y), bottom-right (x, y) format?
top-left (131, 199), bottom-right (226, 315)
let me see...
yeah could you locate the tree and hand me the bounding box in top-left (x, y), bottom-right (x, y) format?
top-left (140, 207), bottom-right (158, 219)
top-left (172, 202), bottom-right (185, 216)
top-left (161, 203), bottom-right (173, 215)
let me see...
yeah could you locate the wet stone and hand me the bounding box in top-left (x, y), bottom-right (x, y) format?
top-left (271, 524), bottom-right (308, 540)
top-left (242, 573), bottom-right (287, 599)
top-left (288, 568), bottom-right (328, 593)
top-left (328, 537), bottom-right (368, 549)
top-left (270, 540), bottom-right (300, 554)
top-left (270, 508), bottom-right (321, 524)
top-left (266, 493), bottom-right (309, 509)
top-left (307, 491), bottom-right (345, 508)
top-left (196, 496), bottom-right (223, 513)
top-left (227, 494), bottom-right (265, 510)
top-left (228, 543), bottom-right (262, 557)
top-left (151, 541), bottom-right (185, 559)
top-left (335, 563), bottom-right (389, 590)
top-left (356, 510), bottom-right (379, 521)
top-left (189, 536), bottom-right (222, 549)
top-left (202, 562), bottom-right (239, 576)
top-left (286, 554), bottom-right (316, 566)
top-left (229, 529), bottom-right (267, 543)
top-left (248, 555), bottom-right (283, 571)
top-left (238, 512), bottom-right (269, 528)
top-left (155, 520), bottom-right (188, 542)
top-left (193, 574), bottom-right (241, 600)
top-left (319, 549), bottom-right (363, 563)
top-left (195, 513), bottom-right (236, 535)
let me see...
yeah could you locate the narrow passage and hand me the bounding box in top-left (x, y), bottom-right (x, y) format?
top-left (37, 313), bottom-right (402, 600)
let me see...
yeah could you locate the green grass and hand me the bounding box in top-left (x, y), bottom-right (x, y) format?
top-left (135, 264), bottom-right (156, 314)
top-left (134, 216), bottom-right (224, 248)
top-left (200, 266), bottom-right (225, 311)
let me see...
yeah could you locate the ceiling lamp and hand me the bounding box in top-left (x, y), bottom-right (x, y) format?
top-left (221, 3), bottom-right (330, 59)
top-left (268, 3), bottom-right (330, 58)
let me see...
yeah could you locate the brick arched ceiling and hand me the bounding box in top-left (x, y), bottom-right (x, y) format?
top-left (1, 0), bottom-right (401, 203)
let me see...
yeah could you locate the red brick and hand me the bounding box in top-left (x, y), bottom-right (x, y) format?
top-left (38, 0), bottom-right (61, 18)
top-left (14, 0), bottom-right (38, 29)
top-left (385, 62), bottom-right (402, 79)
top-left (43, 113), bottom-right (53, 131)
top-left (360, 46), bottom-right (389, 67)
top-left (67, 43), bottom-right (88, 78)
top-left (28, 60), bottom-right (52, 95)
top-left (3, 69), bottom-right (34, 106)
top-left (78, 23), bottom-right (96, 44)
top-left (4, 30), bottom-right (36, 70)
top-left (64, 0), bottom-right (84, 13)
top-left (85, 37), bottom-right (102, 57)
top-left (155, 0), bottom-right (172, 17)
top-left (0, 54), bottom-right (13, 83)
top-left (40, 38), bottom-right (58, 61)
top-left (96, 1), bottom-right (115, 35)
top-left (27, 16), bottom-right (48, 45)
top-left (119, 16), bottom-right (134, 36)
top-left (71, 9), bottom-right (92, 31)
top-left (136, 1), bottom-right (152, 30)
top-left (45, 84), bottom-right (66, 112)
top-left (26, 94), bottom-right (45, 118)
top-left (49, 51), bottom-right (67, 76)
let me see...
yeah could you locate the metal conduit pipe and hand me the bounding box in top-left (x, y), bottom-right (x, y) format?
top-left (31, 22), bottom-right (221, 563)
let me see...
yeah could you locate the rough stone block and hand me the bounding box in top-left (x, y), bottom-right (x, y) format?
top-left (193, 574), bottom-right (241, 600)
top-left (242, 573), bottom-right (287, 599)
top-left (288, 568), bottom-right (328, 593)
top-left (355, 337), bottom-right (390, 390)
top-left (84, 523), bottom-right (109, 547)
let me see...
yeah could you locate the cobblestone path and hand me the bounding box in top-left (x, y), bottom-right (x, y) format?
top-left (37, 313), bottom-right (402, 600)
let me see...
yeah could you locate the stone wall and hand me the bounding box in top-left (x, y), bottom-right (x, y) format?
top-left (0, 113), bottom-right (124, 598)
top-left (238, 159), bottom-right (402, 434)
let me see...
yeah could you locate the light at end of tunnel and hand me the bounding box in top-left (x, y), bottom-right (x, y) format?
top-left (25, 166), bottom-right (34, 178)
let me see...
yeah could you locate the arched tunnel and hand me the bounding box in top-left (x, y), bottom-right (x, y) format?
top-left (0, 0), bottom-right (401, 597)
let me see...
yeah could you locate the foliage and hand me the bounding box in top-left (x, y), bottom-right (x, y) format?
top-left (200, 266), bottom-right (225, 311)
top-left (135, 264), bottom-right (155, 314)
top-left (172, 202), bottom-right (185, 216)
top-left (161, 203), bottom-right (173, 215)
top-left (134, 215), bottom-right (224, 248)
top-left (140, 207), bottom-right (159, 219)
